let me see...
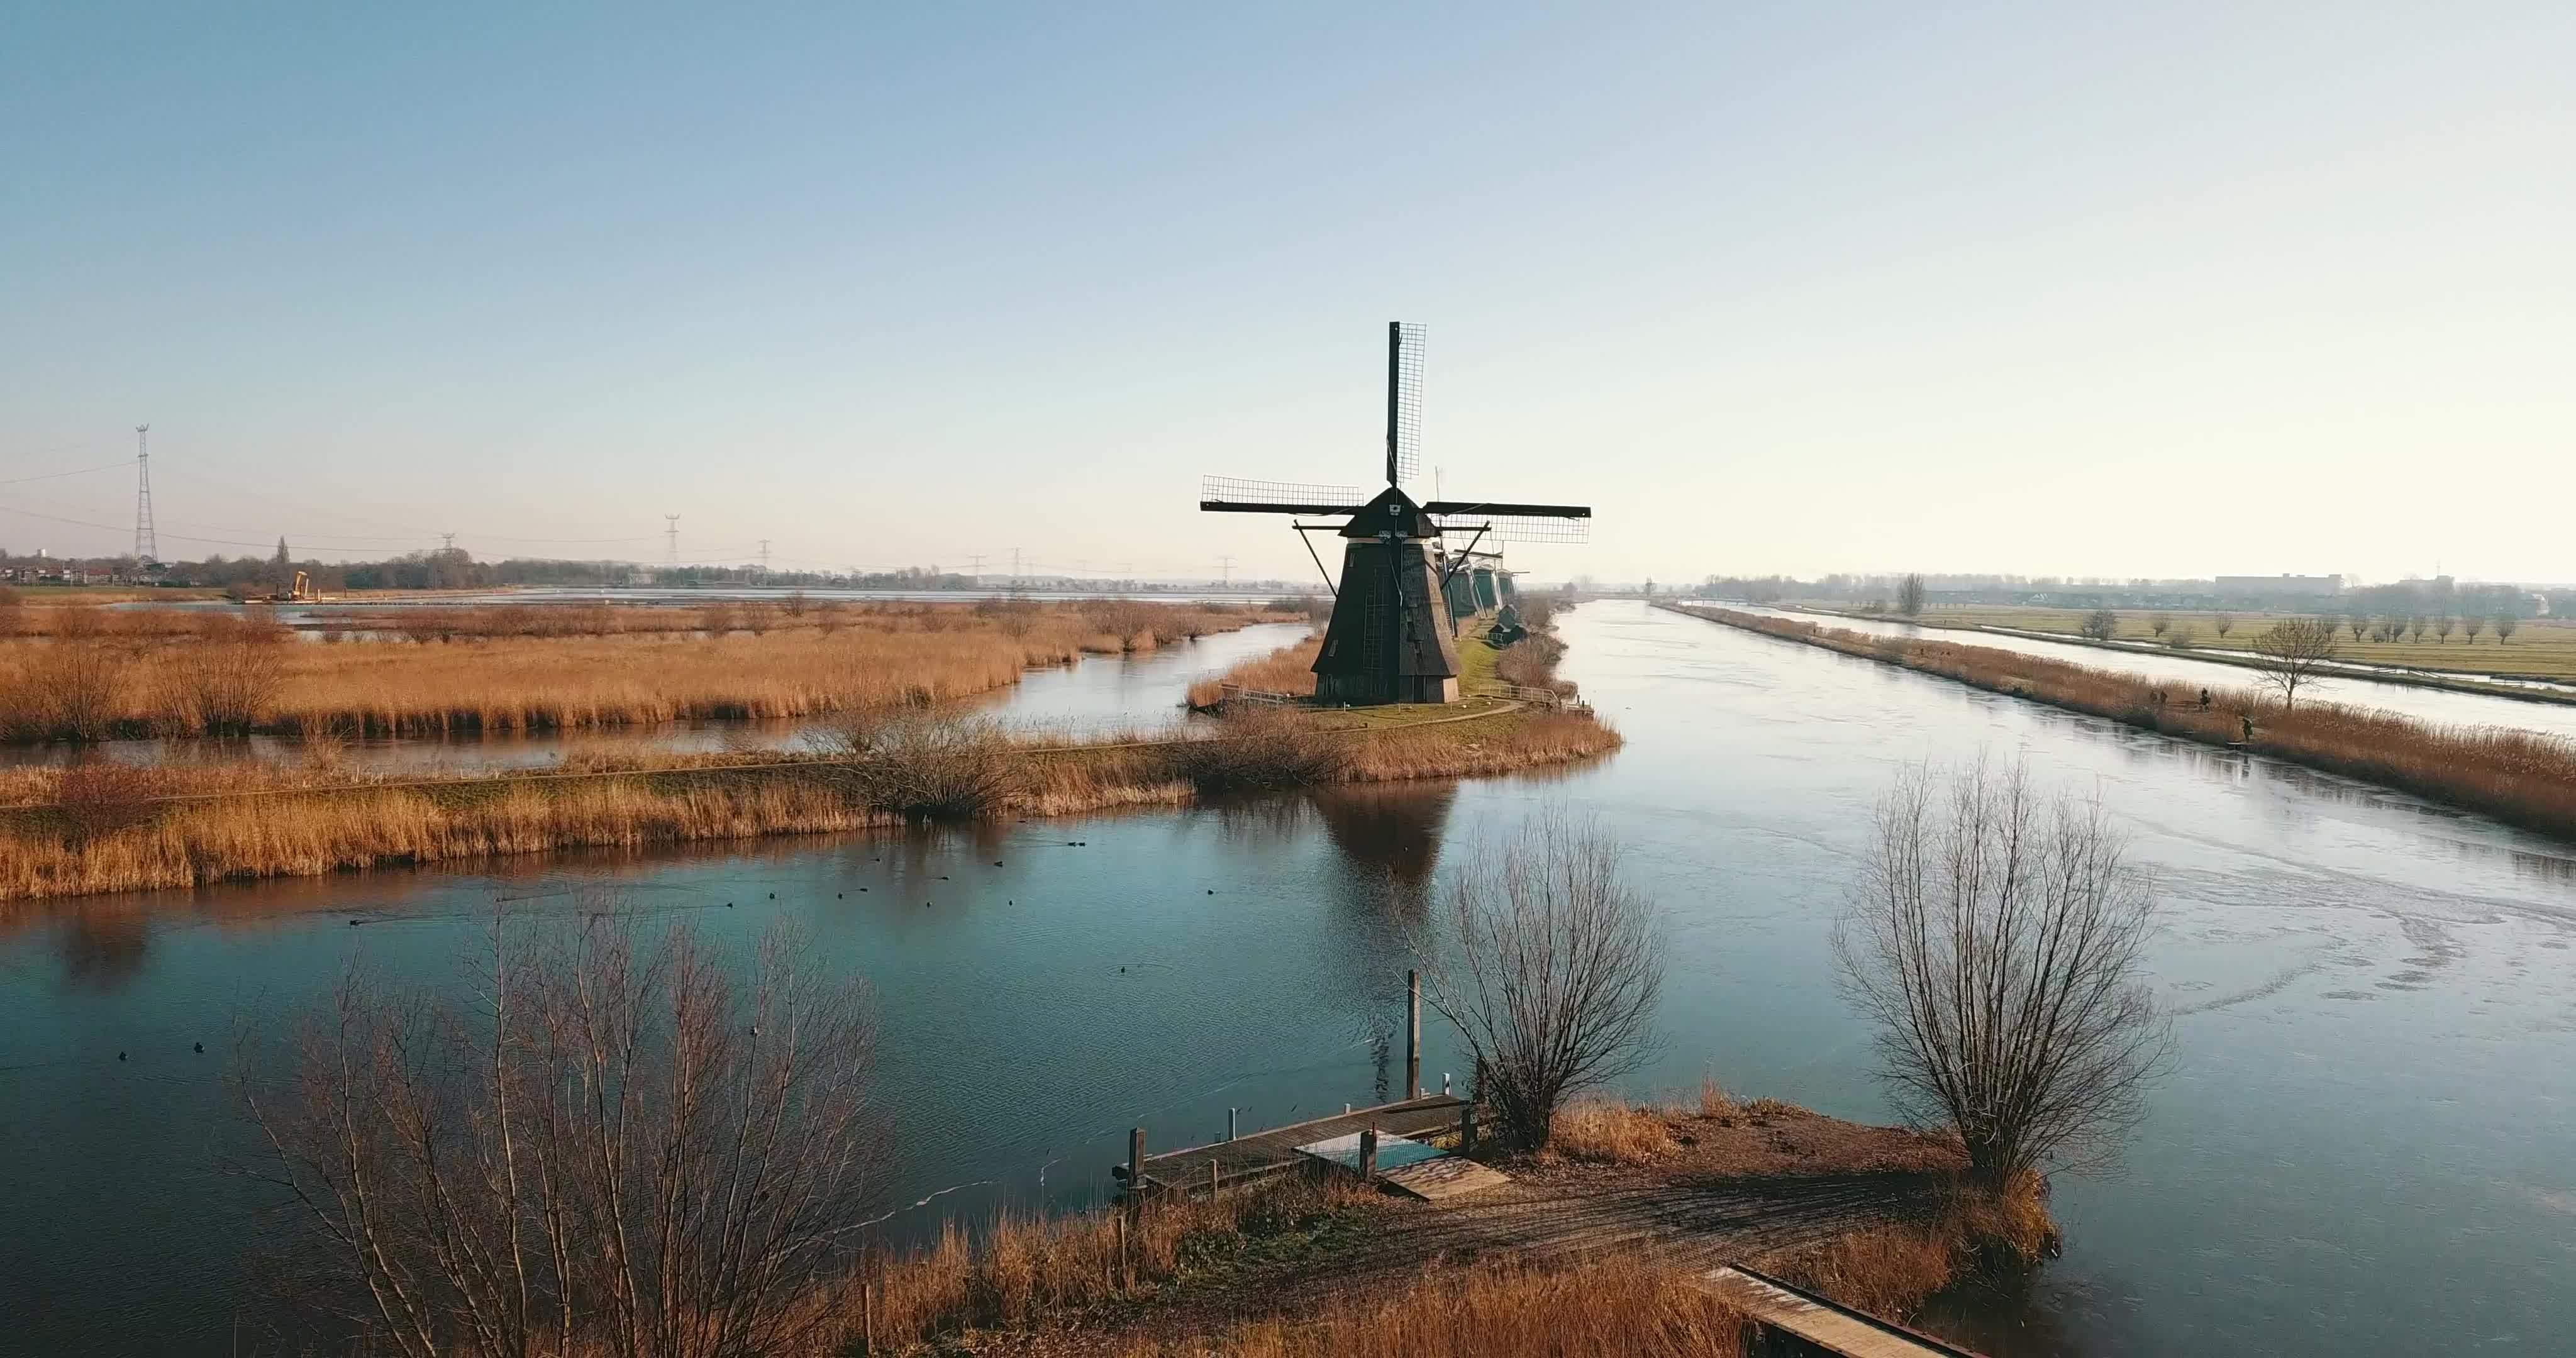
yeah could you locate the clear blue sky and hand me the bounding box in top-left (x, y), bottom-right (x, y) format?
top-left (6, 3), bottom-right (2570, 583)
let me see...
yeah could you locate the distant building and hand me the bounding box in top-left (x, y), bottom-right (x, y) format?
top-left (2214, 574), bottom-right (2343, 599)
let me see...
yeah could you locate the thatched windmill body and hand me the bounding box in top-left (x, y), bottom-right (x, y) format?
top-left (1200, 324), bottom-right (1589, 705)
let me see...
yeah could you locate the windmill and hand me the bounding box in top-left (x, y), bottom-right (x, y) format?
top-left (1199, 323), bottom-right (1589, 704)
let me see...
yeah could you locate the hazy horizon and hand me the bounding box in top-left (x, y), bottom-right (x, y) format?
top-left (8, 3), bottom-right (2570, 583)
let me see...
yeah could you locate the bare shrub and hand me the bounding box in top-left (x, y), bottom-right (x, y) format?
top-left (16, 634), bottom-right (125, 740)
top-left (235, 914), bottom-right (884, 1358)
top-left (164, 614), bottom-right (290, 735)
top-left (2249, 616), bottom-right (2340, 710)
top-left (741, 601), bottom-right (776, 636)
top-left (700, 601), bottom-right (738, 637)
top-left (54, 758), bottom-right (165, 838)
top-left (1838, 760), bottom-right (2167, 1184)
top-left (1163, 707), bottom-right (1348, 794)
top-left (831, 715), bottom-right (1025, 820)
top-left (2078, 609), bottom-right (2118, 641)
top-left (1419, 813), bottom-right (1663, 1150)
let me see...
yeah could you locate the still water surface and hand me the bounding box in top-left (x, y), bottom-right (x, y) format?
top-left (3, 602), bottom-right (2572, 1355)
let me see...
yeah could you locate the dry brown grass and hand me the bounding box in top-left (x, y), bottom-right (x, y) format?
top-left (846, 1174), bottom-right (1376, 1354)
top-left (0, 600), bottom-right (1289, 742)
top-left (1199, 636), bottom-right (1324, 705)
top-left (1676, 605), bottom-right (2576, 842)
top-left (1118, 1257), bottom-right (1753, 1357)
top-left (0, 701), bottom-right (1621, 905)
top-left (1551, 1098), bottom-right (1679, 1163)
top-left (1757, 1170), bottom-right (2055, 1320)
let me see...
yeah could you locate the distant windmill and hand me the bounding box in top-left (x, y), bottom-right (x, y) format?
top-left (1199, 324), bottom-right (1589, 704)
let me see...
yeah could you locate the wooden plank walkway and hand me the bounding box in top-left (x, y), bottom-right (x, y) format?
top-left (1128, 1094), bottom-right (1468, 1193)
top-left (1697, 1266), bottom-right (1988, 1357)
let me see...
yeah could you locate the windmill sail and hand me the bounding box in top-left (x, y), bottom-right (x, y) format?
top-left (1425, 499), bottom-right (1592, 543)
top-left (1387, 321), bottom-right (1425, 491)
top-left (1200, 475), bottom-right (1371, 514)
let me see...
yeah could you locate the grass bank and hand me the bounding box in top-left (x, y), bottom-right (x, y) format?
top-left (831, 1091), bottom-right (2043, 1357)
top-left (1670, 604), bottom-right (2576, 843)
top-left (1799, 605), bottom-right (2576, 708)
top-left (1887, 603), bottom-right (2576, 682)
top-left (0, 702), bottom-right (1619, 905)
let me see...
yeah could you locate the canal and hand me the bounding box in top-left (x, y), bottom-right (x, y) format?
top-left (2, 601), bottom-right (2569, 1355)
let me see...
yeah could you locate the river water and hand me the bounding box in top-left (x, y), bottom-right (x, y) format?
top-left (3, 602), bottom-right (2572, 1355)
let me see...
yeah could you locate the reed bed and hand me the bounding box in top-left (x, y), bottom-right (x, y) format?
top-left (0, 600), bottom-right (1287, 742)
top-left (0, 701), bottom-right (1621, 905)
top-left (1189, 636), bottom-right (1324, 709)
top-left (1674, 605), bottom-right (2576, 842)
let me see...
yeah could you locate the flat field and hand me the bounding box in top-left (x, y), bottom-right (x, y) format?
top-left (1889, 605), bottom-right (2576, 680)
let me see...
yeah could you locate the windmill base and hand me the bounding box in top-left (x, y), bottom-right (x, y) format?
top-left (1317, 673), bottom-right (1459, 706)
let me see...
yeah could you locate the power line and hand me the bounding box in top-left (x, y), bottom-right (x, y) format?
top-left (0, 460), bottom-right (128, 487)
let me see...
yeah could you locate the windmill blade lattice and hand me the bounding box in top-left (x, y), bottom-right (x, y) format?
top-left (1389, 322), bottom-right (1425, 490)
top-left (1436, 515), bottom-right (1590, 544)
top-left (1199, 475), bottom-right (1371, 512)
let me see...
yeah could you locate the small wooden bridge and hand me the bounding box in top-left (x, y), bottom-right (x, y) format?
top-left (1698, 1266), bottom-right (1989, 1357)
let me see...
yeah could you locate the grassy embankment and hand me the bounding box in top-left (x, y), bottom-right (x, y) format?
top-left (1674, 604), bottom-right (2576, 842)
top-left (0, 598), bottom-right (1290, 741)
top-left (1882, 603), bottom-right (2576, 683)
top-left (0, 607), bottom-right (1617, 905)
top-left (798, 1088), bottom-right (2045, 1356)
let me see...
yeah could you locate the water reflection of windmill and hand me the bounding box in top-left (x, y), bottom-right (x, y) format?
top-left (1199, 323), bottom-right (1590, 705)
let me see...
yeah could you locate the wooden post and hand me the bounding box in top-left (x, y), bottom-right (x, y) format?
top-left (1359, 1125), bottom-right (1379, 1181)
top-left (1114, 1212), bottom-right (1127, 1289)
top-left (859, 1276), bottom-right (874, 1355)
top-left (1405, 968), bottom-right (1421, 1099)
top-left (1460, 1105), bottom-right (1477, 1154)
top-left (1127, 1126), bottom-right (1145, 1198)
top-left (1209, 1159), bottom-right (1220, 1200)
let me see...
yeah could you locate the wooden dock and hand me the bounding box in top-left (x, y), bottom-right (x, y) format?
top-left (1124, 1094), bottom-right (1470, 1194)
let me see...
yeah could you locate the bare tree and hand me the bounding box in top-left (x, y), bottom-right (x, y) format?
top-left (2496, 614), bottom-right (2519, 643)
top-left (2148, 614), bottom-right (2172, 639)
top-left (235, 912), bottom-right (884, 1358)
top-left (2214, 612), bottom-right (2236, 641)
top-left (2346, 614), bottom-right (2368, 643)
top-left (2248, 617), bottom-right (2340, 710)
top-left (1419, 813), bottom-right (1663, 1150)
top-left (2464, 613), bottom-right (2488, 644)
top-left (2079, 609), bottom-right (2118, 642)
top-left (1897, 573), bottom-right (1927, 617)
top-left (2434, 614), bottom-right (2457, 644)
top-left (1838, 761), bottom-right (2166, 1184)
